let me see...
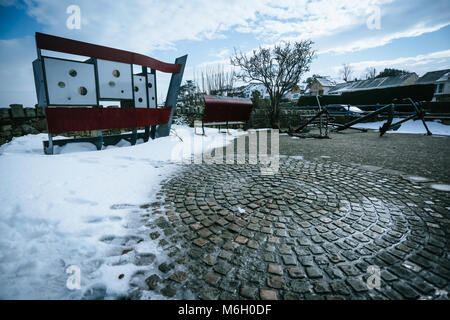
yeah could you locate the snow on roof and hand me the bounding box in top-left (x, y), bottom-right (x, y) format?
top-left (436, 72), bottom-right (450, 83)
top-left (416, 69), bottom-right (450, 84)
top-left (315, 77), bottom-right (336, 87)
top-left (328, 73), bottom-right (416, 94)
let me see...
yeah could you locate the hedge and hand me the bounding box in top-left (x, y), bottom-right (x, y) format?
top-left (297, 84), bottom-right (436, 106)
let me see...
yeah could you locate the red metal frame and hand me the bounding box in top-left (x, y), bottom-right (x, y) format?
top-left (34, 33), bottom-right (187, 153)
top-left (36, 32), bottom-right (182, 74)
top-left (45, 107), bottom-right (172, 134)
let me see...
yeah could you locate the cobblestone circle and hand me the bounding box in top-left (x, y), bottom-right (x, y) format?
top-left (139, 157), bottom-right (450, 300)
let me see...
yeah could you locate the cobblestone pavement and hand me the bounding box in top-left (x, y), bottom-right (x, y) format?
top-left (135, 157), bottom-right (450, 300)
top-left (280, 131), bottom-right (450, 183)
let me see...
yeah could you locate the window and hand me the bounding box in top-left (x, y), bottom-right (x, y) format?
top-left (437, 83), bottom-right (444, 93)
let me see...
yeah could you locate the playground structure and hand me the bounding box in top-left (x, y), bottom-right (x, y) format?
top-left (282, 96), bottom-right (330, 138)
top-left (284, 96), bottom-right (433, 138)
top-left (32, 32), bottom-right (187, 154)
top-left (194, 95), bottom-right (253, 135)
top-left (332, 97), bottom-right (432, 136)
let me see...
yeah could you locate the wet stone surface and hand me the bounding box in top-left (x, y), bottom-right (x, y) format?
top-left (135, 157), bottom-right (450, 300)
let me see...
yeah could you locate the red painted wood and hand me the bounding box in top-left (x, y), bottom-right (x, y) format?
top-left (45, 107), bottom-right (172, 133)
top-left (136, 107), bottom-right (172, 127)
top-left (36, 32), bottom-right (182, 74)
top-left (203, 95), bottom-right (253, 123)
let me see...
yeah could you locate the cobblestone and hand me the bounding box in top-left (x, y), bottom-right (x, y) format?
top-left (134, 155), bottom-right (449, 300)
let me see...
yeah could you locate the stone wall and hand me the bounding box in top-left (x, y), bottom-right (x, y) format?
top-left (0, 104), bottom-right (128, 146)
top-left (0, 104), bottom-right (47, 146)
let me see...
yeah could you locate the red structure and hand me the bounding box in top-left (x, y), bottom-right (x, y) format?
top-left (196, 95), bottom-right (253, 135)
top-left (32, 32), bottom-right (187, 154)
top-left (203, 95), bottom-right (253, 122)
top-left (45, 107), bottom-right (172, 134)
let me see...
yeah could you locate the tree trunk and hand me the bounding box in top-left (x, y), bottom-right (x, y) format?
top-left (270, 99), bottom-right (280, 128)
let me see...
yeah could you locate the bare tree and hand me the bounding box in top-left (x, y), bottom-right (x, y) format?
top-left (195, 65), bottom-right (236, 96)
top-left (231, 40), bottom-right (315, 128)
top-left (340, 63), bottom-right (353, 82)
top-left (365, 67), bottom-right (377, 79)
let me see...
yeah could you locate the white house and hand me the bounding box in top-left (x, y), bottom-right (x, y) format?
top-left (243, 83), bottom-right (269, 99)
top-left (416, 69), bottom-right (450, 102)
top-left (283, 84), bottom-right (306, 100)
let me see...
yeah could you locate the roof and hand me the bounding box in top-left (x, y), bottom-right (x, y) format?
top-left (204, 95), bottom-right (252, 105)
top-left (437, 72), bottom-right (450, 82)
top-left (315, 77), bottom-right (336, 87)
top-left (416, 69), bottom-right (450, 84)
top-left (328, 73), bottom-right (417, 94)
top-left (243, 83), bottom-right (266, 92)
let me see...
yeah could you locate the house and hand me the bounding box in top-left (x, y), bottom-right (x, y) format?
top-left (327, 73), bottom-right (418, 95)
top-left (243, 83), bottom-right (269, 99)
top-left (416, 69), bottom-right (450, 102)
top-left (307, 77), bottom-right (337, 96)
top-left (283, 84), bottom-right (305, 100)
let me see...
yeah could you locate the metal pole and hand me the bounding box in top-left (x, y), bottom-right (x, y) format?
top-left (315, 95), bottom-right (323, 136)
top-left (334, 103), bottom-right (395, 131)
top-left (156, 55), bottom-right (188, 138)
top-left (406, 98), bottom-right (432, 136)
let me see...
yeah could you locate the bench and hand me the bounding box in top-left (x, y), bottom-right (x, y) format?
top-left (195, 95), bottom-right (253, 135)
top-left (32, 32), bottom-right (187, 154)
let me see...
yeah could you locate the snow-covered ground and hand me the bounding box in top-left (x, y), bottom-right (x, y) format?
top-left (352, 118), bottom-right (450, 135)
top-left (0, 125), bottom-right (244, 299)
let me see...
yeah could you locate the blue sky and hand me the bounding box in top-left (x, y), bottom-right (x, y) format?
top-left (0, 0), bottom-right (449, 107)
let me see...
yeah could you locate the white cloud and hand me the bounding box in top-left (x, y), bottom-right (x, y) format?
top-left (332, 50), bottom-right (450, 76)
top-left (15, 0), bottom-right (397, 54)
top-left (209, 48), bottom-right (231, 59)
top-left (320, 22), bottom-right (450, 54)
top-left (1, 0), bottom-right (449, 106)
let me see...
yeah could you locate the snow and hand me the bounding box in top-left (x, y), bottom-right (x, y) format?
top-left (352, 118), bottom-right (450, 136)
top-left (0, 125), bottom-right (244, 299)
top-left (406, 175), bottom-right (431, 183)
top-left (429, 184), bottom-right (450, 192)
top-left (349, 106), bottom-right (363, 113)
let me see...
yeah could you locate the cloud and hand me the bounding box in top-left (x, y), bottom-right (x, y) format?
top-left (332, 49), bottom-right (450, 76)
top-left (0, 0), bottom-right (449, 106)
top-left (14, 0), bottom-right (397, 54)
top-left (320, 22), bottom-right (450, 54)
top-left (209, 48), bottom-right (231, 59)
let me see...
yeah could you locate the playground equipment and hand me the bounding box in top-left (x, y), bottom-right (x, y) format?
top-left (379, 98), bottom-right (432, 136)
top-left (333, 98), bottom-right (432, 136)
top-left (283, 96), bottom-right (433, 138)
top-left (194, 95), bottom-right (253, 135)
top-left (282, 96), bottom-right (330, 139)
top-left (32, 32), bottom-right (187, 154)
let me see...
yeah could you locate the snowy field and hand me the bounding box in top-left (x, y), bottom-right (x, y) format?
top-left (352, 118), bottom-right (450, 135)
top-left (0, 125), bottom-right (244, 299)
